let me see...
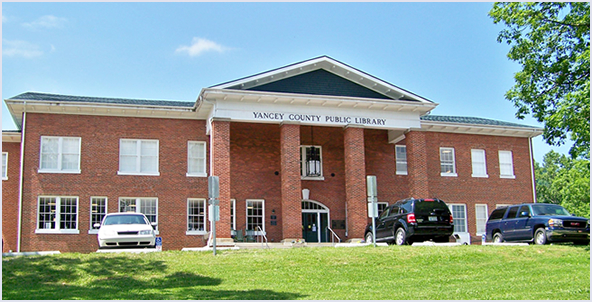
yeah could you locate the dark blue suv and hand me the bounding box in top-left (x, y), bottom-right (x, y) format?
top-left (486, 203), bottom-right (589, 245)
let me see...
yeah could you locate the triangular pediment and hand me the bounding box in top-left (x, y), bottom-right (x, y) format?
top-left (210, 56), bottom-right (433, 103)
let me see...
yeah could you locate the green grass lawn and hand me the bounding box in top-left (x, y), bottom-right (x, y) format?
top-left (2, 245), bottom-right (590, 300)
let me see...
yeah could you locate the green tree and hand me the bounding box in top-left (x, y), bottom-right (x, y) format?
top-left (490, 2), bottom-right (590, 159)
top-left (535, 150), bottom-right (590, 218)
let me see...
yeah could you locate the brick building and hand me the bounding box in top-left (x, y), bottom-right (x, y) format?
top-left (2, 56), bottom-right (542, 253)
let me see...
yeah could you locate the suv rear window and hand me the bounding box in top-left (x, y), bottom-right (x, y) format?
top-left (488, 208), bottom-right (506, 220)
top-left (414, 200), bottom-right (450, 215)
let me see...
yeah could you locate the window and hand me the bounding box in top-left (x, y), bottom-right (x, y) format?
top-left (119, 139), bottom-right (159, 175)
top-left (300, 146), bottom-right (323, 179)
top-left (39, 136), bottom-right (81, 173)
top-left (2, 152), bottom-right (7, 180)
top-left (499, 150), bottom-right (515, 178)
top-left (230, 199), bottom-right (236, 232)
top-left (449, 204), bottom-right (467, 233)
top-left (440, 147), bottom-right (457, 176)
top-left (89, 197), bottom-right (107, 234)
top-left (395, 145), bottom-right (408, 175)
top-left (471, 149), bottom-right (488, 178)
top-left (187, 198), bottom-right (207, 234)
top-left (187, 141), bottom-right (207, 177)
top-left (246, 199), bottom-right (265, 234)
top-left (475, 204), bottom-right (488, 235)
top-left (119, 198), bottom-right (158, 230)
top-left (36, 196), bottom-right (79, 234)
top-left (377, 202), bottom-right (389, 217)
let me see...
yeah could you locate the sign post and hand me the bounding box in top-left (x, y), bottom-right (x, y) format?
top-left (367, 175), bottom-right (378, 247)
top-left (208, 176), bottom-right (220, 255)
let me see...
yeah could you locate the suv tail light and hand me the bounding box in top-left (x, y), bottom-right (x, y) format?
top-left (449, 215), bottom-right (454, 225)
top-left (407, 213), bottom-right (416, 224)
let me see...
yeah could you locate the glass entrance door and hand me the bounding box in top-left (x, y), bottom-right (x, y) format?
top-left (302, 212), bottom-right (329, 243)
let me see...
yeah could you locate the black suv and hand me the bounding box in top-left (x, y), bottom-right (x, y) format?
top-left (486, 203), bottom-right (590, 245)
top-left (364, 198), bottom-right (454, 245)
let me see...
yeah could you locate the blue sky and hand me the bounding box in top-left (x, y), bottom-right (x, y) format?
top-left (1, 2), bottom-right (572, 162)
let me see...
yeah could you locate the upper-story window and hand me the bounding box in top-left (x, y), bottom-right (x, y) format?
top-left (118, 139), bottom-right (159, 176)
top-left (395, 145), bottom-right (408, 175)
top-left (187, 141), bottom-right (207, 177)
top-left (440, 147), bottom-right (457, 177)
top-left (2, 152), bottom-right (7, 180)
top-left (499, 150), bottom-right (515, 179)
top-left (471, 149), bottom-right (488, 178)
top-left (300, 146), bottom-right (323, 179)
top-left (39, 136), bottom-right (81, 173)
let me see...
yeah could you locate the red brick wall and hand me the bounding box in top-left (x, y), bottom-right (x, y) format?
top-left (211, 119), bottom-right (232, 239)
top-left (19, 113), bottom-right (210, 252)
top-left (279, 123), bottom-right (302, 240)
top-left (344, 126), bottom-right (367, 239)
top-left (2, 141), bottom-right (21, 252)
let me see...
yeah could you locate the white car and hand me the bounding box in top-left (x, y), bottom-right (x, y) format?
top-left (94, 213), bottom-right (157, 249)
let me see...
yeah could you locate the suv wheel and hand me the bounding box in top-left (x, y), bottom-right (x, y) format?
top-left (365, 232), bottom-right (374, 244)
top-left (395, 228), bottom-right (407, 246)
top-left (493, 232), bottom-right (503, 243)
top-left (534, 228), bottom-right (547, 245)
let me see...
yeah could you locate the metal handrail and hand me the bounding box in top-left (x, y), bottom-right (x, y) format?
top-left (256, 226), bottom-right (269, 248)
top-left (327, 226), bottom-right (341, 245)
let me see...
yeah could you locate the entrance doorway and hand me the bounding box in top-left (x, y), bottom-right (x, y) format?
top-left (302, 200), bottom-right (329, 243)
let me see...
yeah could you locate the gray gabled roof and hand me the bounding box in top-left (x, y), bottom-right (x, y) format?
top-left (421, 115), bottom-right (539, 129)
top-left (8, 92), bottom-right (195, 108)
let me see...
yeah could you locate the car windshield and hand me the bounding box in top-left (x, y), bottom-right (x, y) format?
top-left (531, 204), bottom-right (571, 216)
top-left (103, 214), bottom-right (148, 225)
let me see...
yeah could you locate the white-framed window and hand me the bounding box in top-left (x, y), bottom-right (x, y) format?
top-left (118, 139), bottom-right (159, 176)
top-left (39, 136), bottom-right (81, 173)
top-left (377, 202), bottom-right (389, 217)
top-left (36, 196), bottom-right (79, 234)
top-left (246, 199), bottom-right (265, 235)
top-left (300, 146), bottom-right (323, 179)
top-left (395, 145), bottom-right (408, 175)
top-left (471, 149), bottom-right (488, 178)
top-left (187, 198), bottom-right (207, 234)
top-left (440, 147), bottom-right (457, 177)
top-left (496, 204), bottom-right (511, 209)
top-left (475, 204), bottom-right (488, 235)
top-left (449, 204), bottom-right (467, 233)
top-left (89, 197), bottom-right (108, 234)
top-left (119, 197), bottom-right (158, 231)
top-left (2, 152), bottom-right (7, 180)
top-left (230, 199), bottom-right (236, 233)
top-left (187, 141), bottom-right (207, 177)
top-left (499, 150), bottom-right (515, 179)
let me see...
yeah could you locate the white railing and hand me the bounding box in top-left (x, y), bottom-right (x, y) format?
top-left (327, 226), bottom-right (341, 245)
top-left (256, 226), bottom-right (269, 248)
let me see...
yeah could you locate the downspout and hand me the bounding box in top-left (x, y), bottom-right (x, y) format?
top-left (17, 103), bottom-right (27, 252)
top-left (529, 136), bottom-right (537, 203)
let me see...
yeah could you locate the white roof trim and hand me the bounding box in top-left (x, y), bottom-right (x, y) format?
top-left (419, 120), bottom-right (543, 138)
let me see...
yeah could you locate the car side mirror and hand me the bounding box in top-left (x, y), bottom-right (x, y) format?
top-left (93, 223), bottom-right (101, 228)
top-left (151, 222), bottom-right (158, 229)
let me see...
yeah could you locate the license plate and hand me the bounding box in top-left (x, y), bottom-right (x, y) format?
top-left (429, 216), bottom-right (438, 222)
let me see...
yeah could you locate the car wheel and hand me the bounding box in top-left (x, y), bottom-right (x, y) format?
top-left (395, 228), bottom-right (407, 246)
top-left (365, 232), bottom-right (374, 244)
top-left (534, 228), bottom-right (547, 245)
top-left (493, 232), bottom-right (503, 243)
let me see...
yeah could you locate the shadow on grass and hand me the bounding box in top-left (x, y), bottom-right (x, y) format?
top-left (2, 255), bottom-right (305, 300)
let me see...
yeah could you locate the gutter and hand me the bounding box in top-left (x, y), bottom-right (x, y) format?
top-left (529, 137), bottom-right (537, 203)
top-left (16, 105), bottom-right (26, 253)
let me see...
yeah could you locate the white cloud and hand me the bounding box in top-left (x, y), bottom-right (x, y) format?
top-left (175, 37), bottom-right (228, 57)
top-left (2, 40), bottom-right (43, 58)
top-left (22, 15), bottom-right (67, 29)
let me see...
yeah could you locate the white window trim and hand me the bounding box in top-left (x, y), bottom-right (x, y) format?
top-left (498, 150), bottom-right (516, 179)
top-left (88, 196), bottom-right (108, 234)
top-left (246, 199), bottom-right (265, 235)
top-left (186, 198), bottom-right (208, 235)
top-left (118, 139), bottom-right (160, 176)
top-left (38, 136), bottom-right (82, 174)
top-left (186, 141), bottom-right (207, 177)
top-left (2, 152), bottom-right (8, 180)
top-left (448, 203), bottom-right (468, 234)
top-left (118, 197), bottom-right (159, 235)
top-left (377, 202), bottom-right (389, 217)
top-left (475, 204), bottom-right (488, 236)
top-left (35, 196), bottom-right (80, 234)
top-left (231, 199), bottom-right (237, 235)
top-left (471, 149), bottom-right (489, 178)
top-left (395, 145), bottom-right (408, 175)
top-left (440, 147), bottom-right (457, 177)
top-left (300, 145), bottom-right (324, 180)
